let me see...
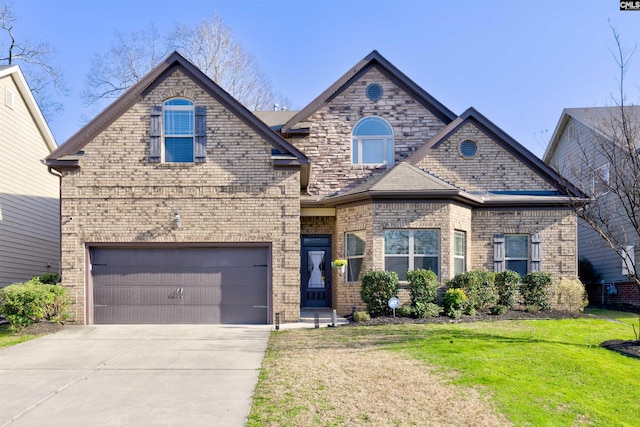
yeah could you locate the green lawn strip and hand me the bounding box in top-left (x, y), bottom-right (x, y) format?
top-left (0, 323), bottom-right (39, 348)
top-left (585, 307), bottom-right (640, 328)
top-left (385, 318), bottom-right (639, 426)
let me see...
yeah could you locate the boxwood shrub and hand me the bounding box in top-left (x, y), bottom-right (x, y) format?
top-left (360, 270), bottom-right (399, 317)
top-left (446, 270), bottom-right (496, 310)
top-left (520, 272), bottom-right (553, 310)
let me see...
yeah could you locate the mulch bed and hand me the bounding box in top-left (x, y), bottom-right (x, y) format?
top-left (346, 304), bottom-right (640, 359)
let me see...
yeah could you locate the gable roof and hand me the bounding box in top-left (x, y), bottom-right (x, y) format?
top-left (45, 51), bottom-right (307, 167)
top-left (543, 106), bottom-right (640, 163)
top-left (0, 65), bottom-right (57, 152)
top-left (404, 107), bottom-right (587, 199)
top-left (280, 50), bottom-right (457, 134)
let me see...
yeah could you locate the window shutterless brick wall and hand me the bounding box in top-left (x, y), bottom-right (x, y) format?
top-left (59, 69), bottom-right (301, 324)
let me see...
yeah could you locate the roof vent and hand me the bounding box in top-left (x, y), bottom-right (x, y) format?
top-left (366, 83), bottom-right (383, 101)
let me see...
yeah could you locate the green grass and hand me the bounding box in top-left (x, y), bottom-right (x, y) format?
top-left (250, 310), bottom-right (640, 426)
top-left (0, 323), bottom-right (39, 349)
top-left (385, 310), bottom-right (640, 426)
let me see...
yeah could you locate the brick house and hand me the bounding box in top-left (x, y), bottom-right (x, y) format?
top-left (46, 51), bottom-right (584, 325)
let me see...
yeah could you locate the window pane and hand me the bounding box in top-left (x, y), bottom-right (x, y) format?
top-left (164, 99), bottom-right (193, 106)
top-left (353, 117), bottom-right (392, 136)
top-left (347, 258), bottom-right (364, 282)
top-left (506, 260), bottom-right (528, 277)
top-left (361, 139), bottom-right (384, 164)
top-left (387, 139), bottom-right (394, 164)
top-left (454, 257), bottom-right (465, 276)
top-left (414, 230), bottom-right (439, 255)
top-left (415, 256), bottom-right (438, 277)
top-left (352, 140), bottom-right (359, 163)
top-left (385, 257), bottom-right (408, 281)
top-left (164, 110), bottom-right (193, 135)
top-left (505, 235), bottom-right (528, 258)
top-left (346, 232), bottom-right (365, 257)
top-left (385, 231), bottom-right (409, 254)
top-left (165, 137), bottom-right (194, 162)
top-left (454, 231), bottom-right (465, 256)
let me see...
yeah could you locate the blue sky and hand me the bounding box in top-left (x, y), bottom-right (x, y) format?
top-left (9, 0), bottom-right (640, 157)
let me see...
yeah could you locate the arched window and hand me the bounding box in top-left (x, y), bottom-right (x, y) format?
top-left (163, 98), bottom-right (194, 162)
top-left (352, 117), bottom-right (394, 165)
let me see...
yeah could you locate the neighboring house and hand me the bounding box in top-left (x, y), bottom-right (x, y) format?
top-left (46, 51), bottom-right (584, 325)
top-left (544, 107), bottom-right (640, 305)
top-left (0, 65), bottom-right (60, 286)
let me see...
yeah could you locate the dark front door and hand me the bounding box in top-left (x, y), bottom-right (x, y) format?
top-left (301, 236), bottom-right (332, 308)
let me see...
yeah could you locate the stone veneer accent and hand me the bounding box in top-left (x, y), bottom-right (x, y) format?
top-left (417, 122), bottom-right (556, 192)
top-left (291, 67), bottom-right (448, 197)
top-left (59, 69), bottom-right (301, 324)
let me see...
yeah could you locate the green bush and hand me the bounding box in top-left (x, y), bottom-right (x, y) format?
top-left (444, 288), bottom-right (467, 319)
top-left (495, 270), bottom-right (521, 308)
top-left (39, 272), bottom-right (60, 285)
top-left (520, 272), bottom-right (553, 310)
top-left (414, 301), bottom-right (443, 318)
top-left (490, 305), bottom-right (508, 315)
top-left (0, 279), bottom-right (70, 331)
top-left (578, 257), bottom-right (600, 285)
top-left (360, 271), bottom-right (399, 317)
top-left (406, 269), bottom-right (439, 305)
top-left (352, 311), bottom-right (371, 322)
top-left (397, 304), bottom-right (413, 318)
top-left (446, 270), bottom-right (496, 310)
top-left (555, 278), bottom-right (589, 312)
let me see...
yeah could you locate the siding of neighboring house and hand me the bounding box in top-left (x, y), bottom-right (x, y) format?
top-left (291, 67), bottom-right (448, 197)
top-left (58, 68), bottom-right (301, 324)
top-left (0, 71), bottom-right (59, 286)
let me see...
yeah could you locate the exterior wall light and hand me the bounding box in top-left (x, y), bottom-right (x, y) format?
top-left (174, 210), bottom-right (181, 228)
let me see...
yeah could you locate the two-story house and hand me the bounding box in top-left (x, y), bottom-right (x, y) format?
top-left (45, 51), bottom-right (585, 325)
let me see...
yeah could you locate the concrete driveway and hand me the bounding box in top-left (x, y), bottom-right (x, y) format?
top-left (0, 324), bottom-right (271, 426)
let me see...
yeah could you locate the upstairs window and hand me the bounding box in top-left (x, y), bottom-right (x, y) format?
top-left (352, 117), bottom-right (394, 165)
top-left (149, 100), bottom-right (206, 164)
top-left (163, 99), bottom-right (194, 162)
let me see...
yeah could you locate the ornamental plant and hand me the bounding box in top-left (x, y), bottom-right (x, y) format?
top-left (360, 270), bottom-right (399, 317)
top-left (406, 269), bottom-right (440, 318)
top-left (446, 270), bottom-right (497, 310)
top-left (331, 259), bottom-right (348, 268)
top-left (494, 270), bottom-right (521, 308)
top-left (443, 288), bottom-right (467, 319)
top-left (520, 272), bottom-right (553, 310)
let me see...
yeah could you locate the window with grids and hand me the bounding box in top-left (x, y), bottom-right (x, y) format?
top-left (345, 231), bottom-right (366, 282)
top-left (163, 98), bottom-right (194, 162)
top-left (384, 229), bottom-right (439, 281)
top-left (592, 163), bottom-right (610, 196)
top-left (454, 230), bottom-right (466, 275)
top-left (352, 117), bottom-right (394, 165)
top-left (505, 234), bottom-right (529, 276)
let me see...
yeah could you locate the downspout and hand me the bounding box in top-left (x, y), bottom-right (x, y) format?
top-left (47, 166), bottom-right (63, 282)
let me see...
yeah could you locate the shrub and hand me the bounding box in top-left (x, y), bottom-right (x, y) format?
top-left (397, 304), bottom-right (413, 318)
top-left (578, 257), bottom-right (600, 285)
top-left (0, 280), bottom-right (70, 331)
top-left (490, 305), bottom-right (508, 315)
top-left (406, 269), bottom-right (439, 305)
top-left (494, 270), bottom-right (521, 308)
top-left (444, 288), bottom-right (467, 319)
top-left (352, 311), bottom-right (370, 322)
top-left (413, 301), bottom-right (443, 318)
top-left (39, 272), bottom-right (60, 285)
top-left (360, 270), bottom-right (399, 317)
top-left (520, 272), bottom-right (553, 310)
top-left (446, 270), bottom-right (497, 310)
top-left (555, 278), bottom-right (589, 312)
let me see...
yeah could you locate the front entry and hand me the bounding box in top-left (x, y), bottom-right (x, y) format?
top-left (301, 235), bottom-right (332, 308)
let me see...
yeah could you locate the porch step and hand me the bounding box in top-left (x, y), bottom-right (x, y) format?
top-left (299, 308), bottom-right (349, 325)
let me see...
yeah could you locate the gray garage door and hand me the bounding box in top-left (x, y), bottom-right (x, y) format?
top-left (91, 247), bottom-right (269, 324)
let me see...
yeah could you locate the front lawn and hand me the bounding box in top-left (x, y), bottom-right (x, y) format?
top-left (0, 323), bottom-right (40, 349)
top-left (249, 310), bottom-right (640, 426)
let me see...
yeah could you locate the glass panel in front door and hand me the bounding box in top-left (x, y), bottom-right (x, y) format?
top-left (307, 250), bottom-right (326, 288)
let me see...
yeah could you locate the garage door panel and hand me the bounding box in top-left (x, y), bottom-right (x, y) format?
top-left (92, 247), bottom-right (269, 324)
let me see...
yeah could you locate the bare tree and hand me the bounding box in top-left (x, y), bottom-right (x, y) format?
top-left (0, 1), bottom-right (66, 118)
top-left (83, 13), bottom-right (278, 112)
top-left (557, 25), bottom-right (640, 290)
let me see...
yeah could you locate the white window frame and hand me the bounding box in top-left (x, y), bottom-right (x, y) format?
top-left (162, 98), bottom-right (195, 163)
top-left (567, 123), bottom-right (575, 140)
top-left (384, 229), bottom-right (440, 281)
top-left (453, 230), bottom-right (466, 276)
top-left (505, 234), bottom-right (529, 276)
top-left (345, 231), bottom-right (366, 282)
top-left (351, 117), bottom-right (394, 165)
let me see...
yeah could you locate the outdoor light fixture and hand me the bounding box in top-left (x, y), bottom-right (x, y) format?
top-left (174, 210), bottom-right (181, 228)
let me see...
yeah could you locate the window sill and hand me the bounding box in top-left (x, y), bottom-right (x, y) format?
top-left (153, 162), bottom-right (197, 169)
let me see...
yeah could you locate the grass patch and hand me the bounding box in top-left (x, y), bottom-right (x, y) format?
top-left (249, 312), bottom-right (640, 426)
top-left (0, 323), bottom-right (39, 349)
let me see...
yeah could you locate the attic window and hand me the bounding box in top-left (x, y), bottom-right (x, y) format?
top-left (460, 140), bottom-right (477, 158)
top-left (5, 88), bottom-right (14, 110)
top-left (568, 123), bottom-right (575, 140)
top-left (366, 83), bottom-right (383, 101)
